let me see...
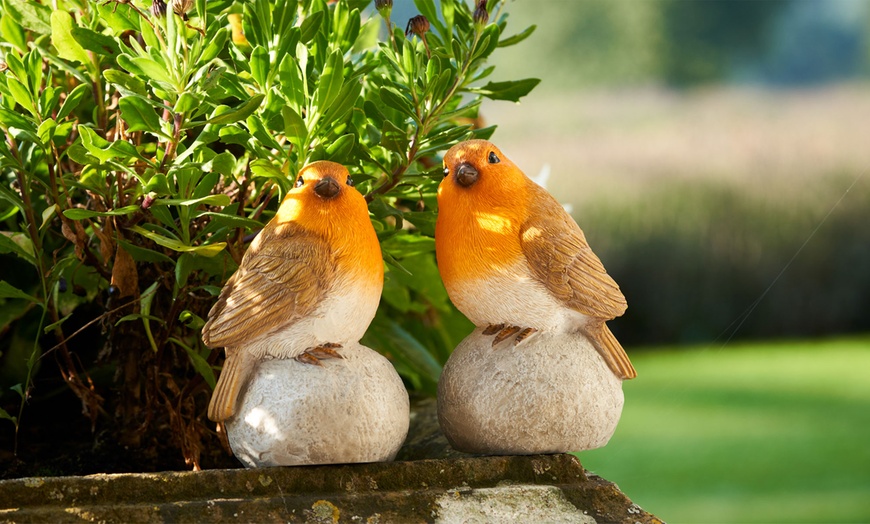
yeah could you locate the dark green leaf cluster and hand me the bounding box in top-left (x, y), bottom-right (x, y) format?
top-left (0, 0), bottom-right (536, 465)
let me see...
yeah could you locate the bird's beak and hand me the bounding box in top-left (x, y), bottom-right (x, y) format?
top-left (314, 176), bottom-right (341, 199)
top-left (455, 163), bottom-right (479, 188)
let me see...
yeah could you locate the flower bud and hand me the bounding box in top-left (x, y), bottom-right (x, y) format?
top-left (171, 0), bottom-right (193, 17)
top-left (473, 0), bottom-right (489, 28)
top-left (151, 0), bottom-right (167, 17)
top-left (142, 193), bottom-right (155, 210)
top-left (405, 15), bottom-right (430, 38)
top-left (375, 0), bottom-right (392, 16)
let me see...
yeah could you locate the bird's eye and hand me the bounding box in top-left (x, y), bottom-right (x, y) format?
top-left (346, 175), bottom-right (355, 187)
top-left (295, 177), bottom-right (304, 188)
top-left (488, 151), bottom-right (500, 164)
top-left (442, 167), bottom-right (450, 178)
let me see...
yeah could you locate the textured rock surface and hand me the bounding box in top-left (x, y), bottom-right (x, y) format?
top-left (227, 342), bottom-right (409, 467)
top-left (0, 400), bottom-right (662, 523)
top-left (439, 328), bottom-right (624, 454)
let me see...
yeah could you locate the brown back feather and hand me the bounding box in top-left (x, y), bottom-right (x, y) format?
top-left (201, 223), bottom-right (334, 348)
top-left (520, 183), bottom-right (627, 321)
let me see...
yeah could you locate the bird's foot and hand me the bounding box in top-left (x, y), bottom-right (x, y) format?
top-left (483, 324), bottom-right (538, 347)
top-left (295, 343), bottom-right (343, 366)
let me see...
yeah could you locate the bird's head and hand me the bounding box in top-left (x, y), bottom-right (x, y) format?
top-left (275, 161), bottom-right (368, 232)
top-left (438, 139), bottom-right (528, 212)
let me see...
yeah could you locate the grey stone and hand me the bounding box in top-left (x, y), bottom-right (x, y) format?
top-left (438, 328), bottom-right (624, 454)
top-left (227, 342), bottom-right (410, 467)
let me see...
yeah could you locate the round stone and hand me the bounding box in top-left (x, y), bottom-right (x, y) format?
top-left (226, 342), bottom-right (410, 468)
top-left (438, 329), bottom-right (624, 455)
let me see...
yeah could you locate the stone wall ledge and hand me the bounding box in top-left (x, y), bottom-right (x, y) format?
top-left (0, 454), bottom-right (661, 523)
top-left (0, 400), bottom-right (662, 523)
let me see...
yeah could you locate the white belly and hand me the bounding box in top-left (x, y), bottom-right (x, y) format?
top-left (245, 277), bottom-right (381, 359)
top-left (446, 260), bottom-right (588, 332)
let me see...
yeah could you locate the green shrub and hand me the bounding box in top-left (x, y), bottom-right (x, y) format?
top-left (0, 0), bottom-right (536, 469)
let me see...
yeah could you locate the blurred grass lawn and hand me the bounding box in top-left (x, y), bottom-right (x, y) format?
top-left (578, 338), bottom-right (870, 523)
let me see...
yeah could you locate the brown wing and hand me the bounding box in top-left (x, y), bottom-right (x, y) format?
top-left (520, 184), bottom-right (635, 379)
top-left (201, 223), bottom-right (335, 349)
top-left (520, 183), bottom-right (626, 320)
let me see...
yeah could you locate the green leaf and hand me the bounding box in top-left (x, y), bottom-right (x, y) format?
top-left (198, 27), bottom-right (228, 65)
top-left (325, 133), bottom-right (355, 163)
top-left (104, 69), bottom-right (146, 96)
top-left (43, 312), bottom-right (73, 334)
top-left (37, 118), bottom-right (57, 145)
top-left (65, 143), bottom-right (99, 165)
top-left (278, 57), bottom-right (304, 109)
top-left (379, 87), bottom-right (416, 119)
top-left (250, 158), bottom-right (283, 178)
top-left (1, 12), bottom-right (27, 50)
top-left (0, 407), bottom-right (16, 425)
top-left (250, 45), bottom-right (269, 88)
top-left (207, 94), bottom-right (265, 125)
top-left (204, 151), bottom-right (236, 177)
top-left (282, 105), bottom-right (307, 146)
top-left (299, 10), bottom-right (324, 44)
top-left (63, 205), bottom-right (140, 220)
top-left (181, 343), bottom-right (216, 389)
top-left (50, 10), bottom-right (90, 64)
top-left (5, 77), bottom-right (34, 116)
top-left (320, 78), bottom-right (362, 128)
top-left (200, 211), bottom-right (263, 229)
top-left (472, 78), bottom-right (541, 103)
top-left (119, 96), bottom-right (162, 134)
top-left (0, 107), bottom-right (36, 135)
top-left (246, 114), bottom-right (282, 150)
top-left (175, 252), bottom-right (194, 288)
top-left (0, 281), bottom-right (40, 303)
top-left (56, 83), bottom-right (91, 120)
top-left (5, 0), bottom-right (50, 34)
top-left (140, 281), bottom-right (159, 352)
top-left (77, 126), bottom-right (114, 162)
top-left (472, 24), bottom-right (500, 61)
top-left (95, 1), bottom-right (139, 33)
top-left (380, 120), bottom-right (409, 155)
top-left (173, 92), bottom-right (200, 114)
top-left (0, 232), bottom-right (36, 265)
top-left (401, 37), bottom-right (416, 77)
top-left (151, 194), bottom-right (231, 207)
top-left (129, 56), bottom-right (175, 85)
top-left (315, 49), bottom-right (344, 111)
top-left (178, 310), bottom-right (205, 330)
top-left (77, 126), bottom-right (143, 163)
top-left (40, 204), bottom-right (57, 230)
top-left (402, 211), bottom-right (437, 237)
top-left (71, 26), bottom-right (120, 58)
top-left (117, 239), bottom-right (174, 264)
top-left (498, 24), bottom-right (536, 48)
top-left (130, 225), bottom-right (227, 257)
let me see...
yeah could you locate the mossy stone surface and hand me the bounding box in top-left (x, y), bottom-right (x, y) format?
top-left (0, 400), bottom-right (660, 523)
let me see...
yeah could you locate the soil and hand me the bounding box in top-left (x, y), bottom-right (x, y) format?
top-left (0, 378), bottom-right (240, 480)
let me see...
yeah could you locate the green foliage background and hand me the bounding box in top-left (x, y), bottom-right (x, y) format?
top-left (0, 0), bottom-right (537, 467)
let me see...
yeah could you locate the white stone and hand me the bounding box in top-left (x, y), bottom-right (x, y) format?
top-left (437, 329), bottom-right (624, 455)
top-left (226, 342), bottom-right (409, 468)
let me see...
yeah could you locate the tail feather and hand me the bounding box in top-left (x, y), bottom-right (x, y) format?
top-left (208, 350), bottom-right (255, 422)
top-left (588, 323), bottom-right (637, 380)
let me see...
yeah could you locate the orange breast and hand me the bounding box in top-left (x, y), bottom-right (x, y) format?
top-left (277, 190), bottom-right (383, 289)
top-left (435, 185), bottom-right (528, 287)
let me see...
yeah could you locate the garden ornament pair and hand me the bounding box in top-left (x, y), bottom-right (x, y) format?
top-left (201, 139), bottom-right (636, 467)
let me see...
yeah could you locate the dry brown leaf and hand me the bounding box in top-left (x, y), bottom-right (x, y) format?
top-left (111, 244), bottom-right (139, 298)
